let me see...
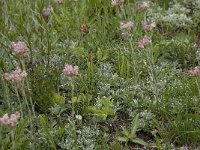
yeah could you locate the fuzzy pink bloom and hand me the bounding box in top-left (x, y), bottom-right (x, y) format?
top-left (63, 64), bottom-right (79, 77)
top-left (0, 112), bottom-right (20, 128)
top-left (142, 23), bottom-right (156, 31)
top-left (4, 67), bottom-right (27, 84)
top-left (188, 67), bottom-right (200, 76)
top-left (41, 5), bottom-right (53, 18)
top-left (0, 114), bottom-right (10, 127)
top-left (55, 0), bottom-right (64, 4)
top-left (137, 2), bottom-right (150, 10)
top-left (9, 112), bottom-right (20, 127)
top-left (138, 35), bottom-right (151, 49)
top-left (120, 21), bottom-right (134, 30)
top-left (11, 41), bottom-right (29, 58)
top-left (111, 0), bottom-right (124, 6)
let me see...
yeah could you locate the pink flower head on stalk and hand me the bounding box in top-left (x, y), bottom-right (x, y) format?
top-left (111, 0), bottom-right (125, 6)
top-left (137, 1), bottom-right (150, 10)
top-left (188, 67), bottom-right (200, 77)
top-left (120, 21), bottom-right (134, 30)
top-left (0, 112), bottom-right (20, 128)
top-left (11, 41), bottom-right (29, 58)
top-left (143, 22), bottom-right (156, 31)
top-left (41, 5), bottom-right (53, 19)
top-left (4, 67), bottom-right (27, 84)
top-left (55, 0), bottom-right (64, 4)
top-left (138, 35), bottom-right (151, 49)
top-left (63, 64), bottom-right (79, 77)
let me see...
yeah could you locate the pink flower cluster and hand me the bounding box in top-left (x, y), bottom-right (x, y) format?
top-left (138, 35), bottom-right (151, 49)
top-left (137, 1), bottom-right (150, 10)
top-left (55, 0), bottom-right (64, 4)
top-left (0, 112), bottom-right (20, 128)
top-left (111, 0), bottom-right (125, 6)
top-left (63, 64), bottom-right (79, 77)
top-left (188, 67), bottom-right (200, 77)
top-left (41, 5), bottom-right (53, 18)
top-left (143, 23), bottom-right (156, 31)
top-left (4, 67), bottom-right (27, 84)
top-left (11, 41), bottom-right (29, 58)
top-left (120, 21), bottom-right (134, 30)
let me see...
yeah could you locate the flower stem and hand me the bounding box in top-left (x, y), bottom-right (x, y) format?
top-left (70, 78), bottom-right (75, 119)
top-left (11, 129), bottom-right (15, 150)
top-left (15, 87), bottom-right (23, 119)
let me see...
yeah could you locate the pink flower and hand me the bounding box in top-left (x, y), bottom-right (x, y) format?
top-left (9, 112), bottom-right (20, 127)
top-left (55, 0), bottom-right (64, 4)
top-left (0, 112), bottom-right (20, 128)
top-left (111, 0), bottom-right (125, 6)
top-left (11, 41), bottom-right (29, 58)
top-left (63, 64), bottom-right (79, 77)
top-left (0, 114), bottom-right (10, 127)
top-left (41, 5), bottom-right (53, 19)
top-left (142, 23), bottom-right (156, 31)
top-left (188, 67), bottom-right (200, 76)
top-left (138, 35), bottom-right (151, 49)
top-left (4, 67), bottom-right (27, 84)
top-left (137, 2), bottom-right (150, 10)
top-left (120, 21), bottom-right (134, 30)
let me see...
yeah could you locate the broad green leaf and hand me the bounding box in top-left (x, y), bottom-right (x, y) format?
top-left (102, 107), bottom-right (114, 116)
top-left (131, 138), bottom-right (148, 146)
top-left (89, 107), bottom-right (104, 114)
top-left (131, 114), bottom-right (139, 138)
top-left (100, 96), bottom-right (113, 107)
top-left (117, 136), bottom-right (128, 142)
top-left (122, 129), bottom-right (130, 137)
top-left (53, 92), bottom-right (65, 106)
